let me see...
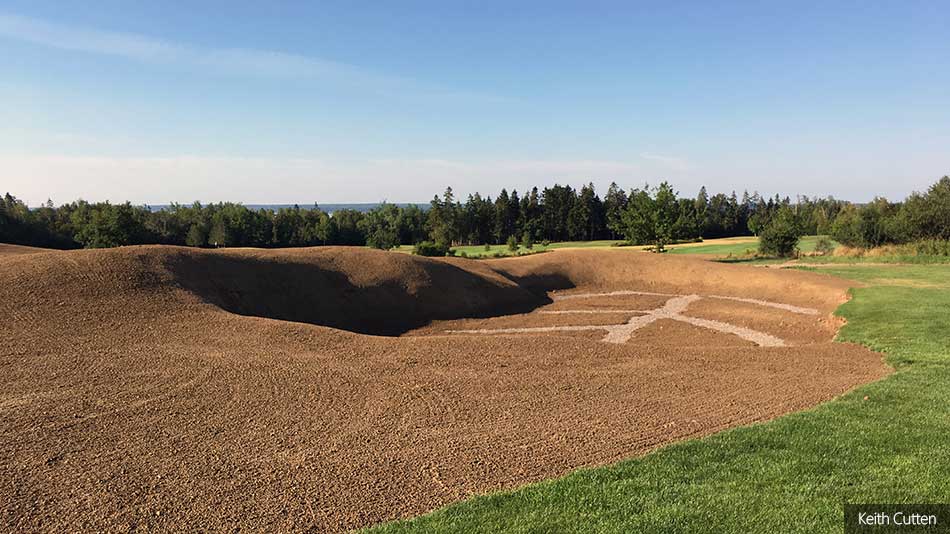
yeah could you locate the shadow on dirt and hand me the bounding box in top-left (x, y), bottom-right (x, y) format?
top-left (166, 252), bottom-right (550, 335)
top-left (493, 271), bottom-right (576, 295)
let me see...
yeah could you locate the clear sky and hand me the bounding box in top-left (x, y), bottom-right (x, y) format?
top-left (1, 1), bottom-right (948, 205)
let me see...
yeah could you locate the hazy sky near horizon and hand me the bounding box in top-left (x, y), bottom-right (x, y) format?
top-left (1, 1), bottom-right (948, 206)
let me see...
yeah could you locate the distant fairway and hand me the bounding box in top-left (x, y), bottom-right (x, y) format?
top-left (394, 239), bottom-right (625, 258)
top-left (395, 236), bottom-right (831, 259)
top-left (668, 235), bottom-right (833, 256)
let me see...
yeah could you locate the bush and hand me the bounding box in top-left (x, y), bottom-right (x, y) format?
top-left (458, 251), bottom-right (468, 258)
top-left (521, 231), bottom-right (533, 249)
top-left (541, 239), bottom-right (551, 247)
top-left (814, 236), bottom-right (835, 256)
top-left (413, 241), bottom-right (450, 256)
top-left (832, 240), bottom-right (950, 259)
top-left (484, 243), bottom-right (491, 251)
top-left (759, 208), bottom-right (803, 257)
top-left (913, 239), bottom-right (950, 256)
top-left (506, 235), bottom-right (519, 251)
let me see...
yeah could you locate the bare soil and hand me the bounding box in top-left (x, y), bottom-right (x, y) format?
top-left (0, 243), bottom-right (55, 256)
top-left (0, 246), bottom-right (890, 532)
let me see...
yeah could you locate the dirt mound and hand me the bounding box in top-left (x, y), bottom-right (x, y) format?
top-left (0, 243), bottom-right (54, 256)
top-left (0, 246), bottom-right (889, 532)
top-left (168, 246), bottom-right (544, 334)
top-left (491, 248), bottom-right (856, 312)
top-left (1, 245), bottom-right (545, 336)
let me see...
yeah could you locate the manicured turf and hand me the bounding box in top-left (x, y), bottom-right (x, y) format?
top-left (368, 263), bottom-right (950, 533)
top-left (394, 240), bottom-right (626, 258)
top-left (395, 236), bottom-right (837, 259)
top-left (667, 237), bottom-right (758, 256)
top-left (668, 235), bottom-right (830, 257)
top-left (796, 254), bottom-right (950, 265)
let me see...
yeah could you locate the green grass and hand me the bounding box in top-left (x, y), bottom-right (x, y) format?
top-left (368, 263), bottom-right (950, 533)
top-left (667, 238), bottom-right (759, 256)
top-left (669, 235), bottom-right (831, 257)
top-left (394, 240), bottom-right (625, 258)
top-left (796, 254), bottom-right (950, 265)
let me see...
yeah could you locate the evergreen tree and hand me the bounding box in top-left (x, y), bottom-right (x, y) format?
top-left (603, 182), bottom-right (628, 239)
top-left (493, 189), bottom-right (511, 244)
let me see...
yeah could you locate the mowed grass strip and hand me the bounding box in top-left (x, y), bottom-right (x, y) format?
top-left (393, 240), bottom-right (626, 258)
top-left (367, 264), bottom-right (950, 533)
top-left (667, 235), bottom-right (829, 256)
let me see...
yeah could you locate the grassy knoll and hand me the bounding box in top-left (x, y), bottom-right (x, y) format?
top-left (668, 235), bottom-right (830, 257)
top-left (369, 263), bottom-right (950, 533)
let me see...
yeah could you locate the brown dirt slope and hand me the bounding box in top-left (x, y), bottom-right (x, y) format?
top-left (0, 243), bottom-right (55, 256)
top-left (0, 246), bottom-right (889, 532)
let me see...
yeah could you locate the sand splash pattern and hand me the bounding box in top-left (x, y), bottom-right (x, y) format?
top-left (447, 291), bottom-right (816, 346)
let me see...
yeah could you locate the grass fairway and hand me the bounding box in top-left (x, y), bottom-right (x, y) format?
top-left (667, 237), bottom-right (758, 256)
top-left (668, 235), bottom-right (830, 257)
top-left (368, 263), bottom-right (950, 533)
top-left (394, 240), bottom-right (625, 258)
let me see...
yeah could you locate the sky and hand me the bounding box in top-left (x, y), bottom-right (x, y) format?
top-left (1, 1), bottom-right (948, 205)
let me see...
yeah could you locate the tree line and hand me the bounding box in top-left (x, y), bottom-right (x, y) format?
top-left (2, 177), bottom-right (948, 254)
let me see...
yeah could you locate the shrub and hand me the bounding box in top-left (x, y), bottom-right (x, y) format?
top-left (484, 243), bottom-right (492, 251)
top-left (506, 235), bottom-right (519, 251)
top-left (521, 231), bottom-right (533, 249)
top-left (814, 236), bottom-right (835, 256)
top-left (832, 240), bottom-right (950, 259)
top-left (759, 208), bottom-right (803, 257)
top-left (913, 239), bottom-right (950, 256)
top-left (413, 241), bottom-right (450, 256)
top-left (541, 239), bottom-right (551, 247)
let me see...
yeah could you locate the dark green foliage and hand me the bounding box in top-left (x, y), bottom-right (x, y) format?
top-left (566, 183), bottom-right (604, 241)
top-left (1, 194), bottom-right (77, 248)
top-left (829, 177), bottom-right (950, 249)
top-left (603, 182), bottom-right (628, 239)
top-left (758, 207), bottom-right (803, 257)
top-left (521, 231), bottom-right (533, 249)
top-left (506, 235), bottom-right (519, 251)
top-left (426, 187), bottom-right (459, 247)
top-left (900, 176), bottom-right (950, 241)
top-left (908, 239), bottom-right (950, 256)
top-left (185, 223), bottom-right (207, 247)
top-left (413, 241), bottom-right (450, 256)
top-left (814, 236), bottom-right (835, 256)
top-left (5, 176), bottom-right (947, 253)
top-left (360, 203), bottom-right (401, 250)
top-left (831, 198), bottom-right (900, 248)
top-left (541, 184), bottom-right (575, 242)
top-left (69, 201), bottom-right (151, 248)
top-left (620, 182), bottom-right (682, 252)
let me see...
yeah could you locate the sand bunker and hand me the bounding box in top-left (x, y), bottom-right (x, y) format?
top-left (0, 245), bottom-right (889, 532)
top-left (445, 291), bottom-right (807, 346)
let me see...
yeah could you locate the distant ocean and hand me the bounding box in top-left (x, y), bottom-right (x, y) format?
top-left (147, 203), bottom-right (424, 213)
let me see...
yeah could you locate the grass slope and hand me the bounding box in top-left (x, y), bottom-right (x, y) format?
top-left (369, 264), bottom-right (950, 533)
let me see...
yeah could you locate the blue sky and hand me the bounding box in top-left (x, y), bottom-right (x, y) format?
top-left (1, 1), bottom-right (948, 205)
